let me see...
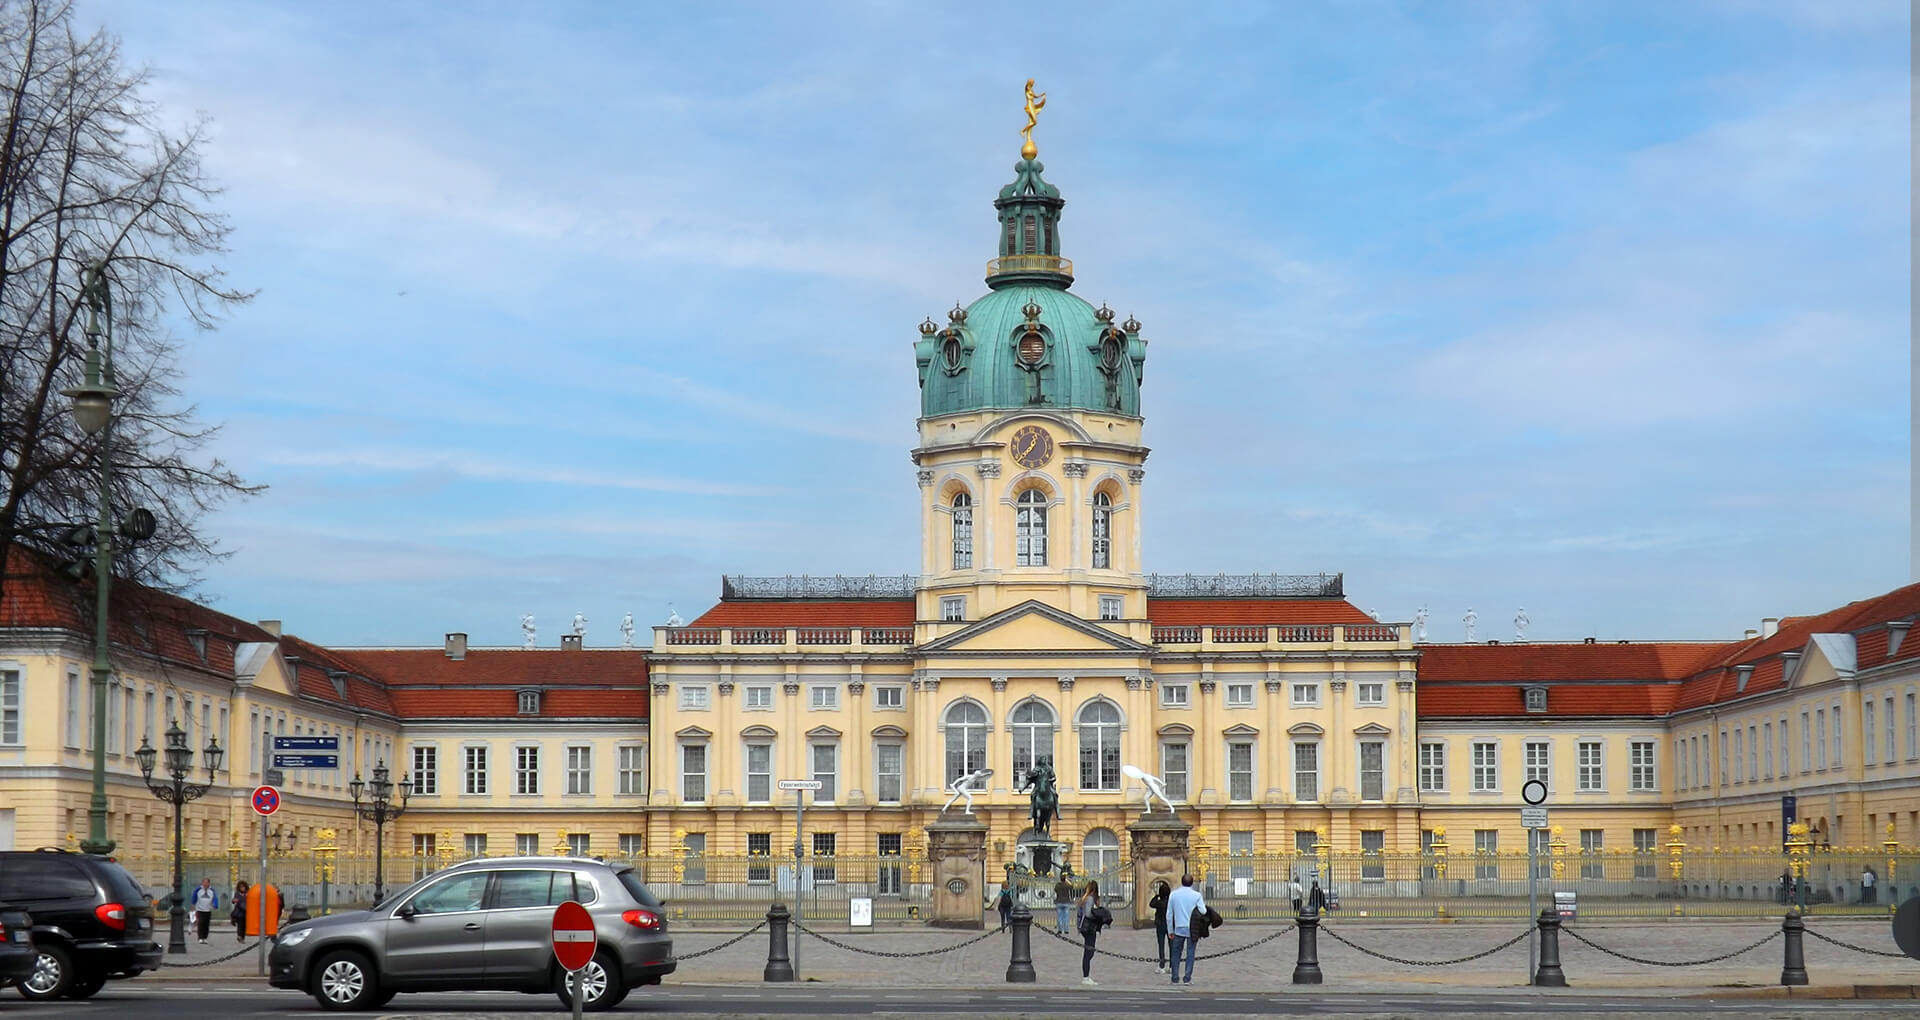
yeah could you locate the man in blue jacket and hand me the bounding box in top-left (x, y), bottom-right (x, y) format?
top-left (1164, 874), bottom-right (1207, 985)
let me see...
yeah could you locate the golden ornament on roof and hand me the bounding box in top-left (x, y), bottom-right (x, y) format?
top-left (1021, 78), bottom-right (1047, 160)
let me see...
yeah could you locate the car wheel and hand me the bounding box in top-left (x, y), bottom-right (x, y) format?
top-left (17, 944), bottom-right (74, 1000)
top-left (554, 950), bottom-right (624, 1013)
top-left (310, 950), bottom-right (380, 1011)
top-left (64, 973), bottom-right (109, 999)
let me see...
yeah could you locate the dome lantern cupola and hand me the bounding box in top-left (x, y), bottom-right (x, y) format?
top-left (988, 79), bottom-right (1072, 290)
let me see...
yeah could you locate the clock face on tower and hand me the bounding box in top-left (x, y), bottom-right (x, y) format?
top-left (1010, 425), bottom-right (1054, 469)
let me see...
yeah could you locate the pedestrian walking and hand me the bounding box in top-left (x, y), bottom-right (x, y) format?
top-left (191, 878), bottom-right (219, 944)
top-left (1165, 874), bottom-right (1207, 985)
top-left (231, 879), bottom-right (249, 942)
top-left (990, 879), bottom-right (1013, 931)
top-left (1289, 876), bottom-right (1304, 914)
top-left (1147, 880), bottom-right (1171, 973)
top-left (1862, 866), bottom-right (1878, 905)
top-left (1054, 873), bottom-right (1075, 931)
top-left (1779, 869), bottom-right (1793, 906)
top-left (1075, 880), bottom-right (1110, 985)
top-left (1308, 879), bottom-right (1327, 913)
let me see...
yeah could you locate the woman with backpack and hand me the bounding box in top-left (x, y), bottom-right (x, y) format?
top-left (1147, 880), bottom-right (1172, 974)
top-left (1075, 879), bottom-right (1110, 985)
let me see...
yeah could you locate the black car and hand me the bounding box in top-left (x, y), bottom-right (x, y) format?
top-left (0, 849), bottom-right (162, 1000)
top-left (0, 904), bottom-right (34, 987)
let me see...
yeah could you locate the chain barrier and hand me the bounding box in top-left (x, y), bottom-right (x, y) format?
top-left (795, 921), bottom-right (1002, 959)
top-left (1560, 926), bottom-right (1778, 967)
top-left (676, 921), bottom-right (768, 961)
top-left (160, 939), bottom-right (266, 968)
top-left (1319, 925), bottom-right (1532, 967)
top-left (1803, 928), bottom-right (1907, 959)
top-left (1039, 922), bottom-right (1295, 962)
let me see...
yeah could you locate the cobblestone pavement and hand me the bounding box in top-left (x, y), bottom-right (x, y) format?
top-left (146, 917), bottom-right (1911, 994)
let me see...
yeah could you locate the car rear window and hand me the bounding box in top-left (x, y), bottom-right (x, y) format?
top-left (614, 869), bottom-right (662, 908)
top-left (96, 861), bottom-right (150, 903)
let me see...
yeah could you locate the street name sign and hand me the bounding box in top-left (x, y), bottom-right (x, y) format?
top-left (1521, 807), bottom-right (1549, 829)
top-left (777, 780), bottom-right (823, 791)
top-left (272, 736), bottom-right (338, 770)
top-left (250, 785), bottom-right (281, 816)
top-left (272, 753), bottom-right (339, 768)
top-left (273, 736), bottom-right (340, 751)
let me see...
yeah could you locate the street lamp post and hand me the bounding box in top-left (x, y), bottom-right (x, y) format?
top-left (349, 762), bottom-right (411, 905)
top-left (64, 262), bottom-right (121, 857)
top-left (136, 722), bottom-right (222, 954)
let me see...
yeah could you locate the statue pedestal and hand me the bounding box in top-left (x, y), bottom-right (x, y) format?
top-left (1127, 811), bottom-right (1192, 929)
top-left (926, 812), bottom-right (989, 929)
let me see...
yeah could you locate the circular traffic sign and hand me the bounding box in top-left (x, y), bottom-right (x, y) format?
top-left (551, 900), bottom-right (596, 971)
top-left (250, 785), bottom-right (280, 816)
top-left (1521, 779), bottom-right (1548, 806)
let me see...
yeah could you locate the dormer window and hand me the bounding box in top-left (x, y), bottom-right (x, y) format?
top-left (1524, 687), bottom-right (1548, 713)
top-left (185, 628), bottom-right (209, 663)
top-left (327, 671), bottom-right (350, 700)
top-left (1735, 665), bottom-right (1755, 693)
top-left (517, 690), bottom-right (541, 715)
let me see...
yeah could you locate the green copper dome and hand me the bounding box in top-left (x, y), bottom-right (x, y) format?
top-left (915, 158), bottom-right (1148, 418)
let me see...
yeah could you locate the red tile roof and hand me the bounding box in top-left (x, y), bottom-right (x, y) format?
top-left (1146, 599), bottom-right (1375, 625)
top-left (1419, 683), bottom-right (1680, 718)
top-left (689, 600), bottom-right (915, 627)
top-left (340, 648), bottom-right (650, 721)
top-left (1417, 642), bottom-right (1728, 683)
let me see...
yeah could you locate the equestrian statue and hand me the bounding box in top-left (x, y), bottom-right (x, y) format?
top-left (1018, 758), bottom-right (1059, 839)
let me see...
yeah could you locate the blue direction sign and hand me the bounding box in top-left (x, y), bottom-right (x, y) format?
top-left (273, 753), bottom-right (339, 769)
top-left (273, 736), bottom-right (340, 752)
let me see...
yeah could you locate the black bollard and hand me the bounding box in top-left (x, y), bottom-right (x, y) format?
top-left (1291, 907), bottom-right (1322, 984)
top-left (1005, 900), bottom-right (1036, 982)
top-left (1532, 908), bottom-right (1566, 987)
top-left (1780, 909), bottom-right (1808, 986)
top-left (763, 903), bottom-right (794, 982)
top-left (286, 903), bottom-right (311, 925)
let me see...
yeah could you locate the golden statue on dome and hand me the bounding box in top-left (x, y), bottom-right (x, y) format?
top-left (1021, 78), bottom-right (1047, 159)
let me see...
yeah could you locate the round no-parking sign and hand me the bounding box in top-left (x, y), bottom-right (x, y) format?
top-left (250, 785), bottom-right (280, 816)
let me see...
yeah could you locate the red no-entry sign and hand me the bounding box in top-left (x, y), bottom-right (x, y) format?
top-left (551, 900), bottom-right (595, 972)
top-left (250, 785), bottom-right (280, 816)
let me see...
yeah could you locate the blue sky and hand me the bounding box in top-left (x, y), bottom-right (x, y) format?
top-left (92, 0), bottom-right (1908, 647)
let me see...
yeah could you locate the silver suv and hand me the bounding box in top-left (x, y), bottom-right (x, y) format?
top-left (268, 856), bottom-right (674, 1011)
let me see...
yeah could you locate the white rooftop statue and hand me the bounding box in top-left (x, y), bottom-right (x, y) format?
top-left (620, 612), bottom-right (636, 650)
top-left (1515, 608), bottom-right (1531, 644)
top-left (941, 768), bottom-right (994, 815)
top-left (520, 614), bottom-right (536, 651)
top-left (1369, 608), bottom-right (1381, 622)
top-left (1120, 764), bottom-right (1176, 815)
top-left (571, 612), bottom-right (588, 639)
top-left (1463, 607), bottom-right (1478, 643)
top-left (1414, 605), bottom-right (1430, 642)
top-left (665, 604), bottom-right (684, 628)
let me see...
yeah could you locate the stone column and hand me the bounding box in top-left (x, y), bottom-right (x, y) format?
top-left (926, 811), bottom-right (989, 929)
top-left (1127, 811), bottom-right (1192, 929)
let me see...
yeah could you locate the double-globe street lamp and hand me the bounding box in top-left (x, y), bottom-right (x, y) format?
top-left (136, 722), bottom-right (222, 954)
top-left (349, 762), bottom-right (412, 905)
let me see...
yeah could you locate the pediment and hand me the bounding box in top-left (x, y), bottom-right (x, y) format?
top-left (1286, 722), bottom-right (1324, 737)
top-left (675, 725), bottom-right (712, 740)
top-left (1157, 723), bottom-right (1195, 737)
top-left (917, 599), bottom-right (1156, 654)
top-left (1791, 635), bottom-right (1854, 687)
top-left (1222, 723), bottom-right (1260, 738)
top-left (1353, 722), bottom-right (1390, 735)
top-left (806, 725), bottom-right (843, 739)
top-left (871, 725), bottom-right (907, 739)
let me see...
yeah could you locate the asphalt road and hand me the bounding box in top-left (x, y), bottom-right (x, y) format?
top-left (1, 984), bottom-right (1915, 1017)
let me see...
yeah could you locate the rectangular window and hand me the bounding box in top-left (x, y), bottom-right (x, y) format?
top-left (1227, 740), bottom-right (1254, 802)
top-left (66, 672), bottom-right (81, 748)
top-left (1098, 595), bottom-right (1123, 621)
top-left (1357, 682), bottom-right (1384, 706)
top-left (1472, 741), bottom-right (1498, 792)
top-left (1721, 729), bottom-right (1731, 782)
top-left (681, 744), bottom-right (707, 803)
top-left (1732, 728), bottom-right (1744, 783)
top-left (516, 833), bottom-right (540, 856)
top-left (1864, 700), bottom-right (1876, 765)
top-left (1632, 828), bottom-right (1657, 878)
top-left (1779, 719), bottom-right (1789, 776)
top-left (1474, 830), bottom-right (1499, 880)
top-left (1577, 741), bottom-right (1603, 791)
top-left (1359, 740), bottom-right (1385, 801)
top-left (809, 686), bottom-right (839, 710)
top-left (875, 742), bottom-right (903, 804)
top-left (1419, 741), bottom-right (1446, 792)
top-left (1745, 724), bottom-right (1756, 781)
top-left (464, 833), bottom-right (487, 858)
top-left (745, 742), bottom-right (772, 804)
top-left (566, 745), bottom-right (592, 795)
top-left (1885, 695), bottom-right (1896, 765)
top-left (681, 686), bottom-right (710, 710)
top-left (1229, 830), bottom-right (1255, 881)
top-left (618, 833), bottom-right (645, 857)
top-left (1293, 742), bottom-right (1319, 802)
top-left (940, 595), bottom-right (965, 622)
top-left (515, 746), bottom-right (540, 794)
top-left (682, 833), bottom-right (706, 885)
top-left (567, 833), bottom-right (591, 856)
top-left (1801, 711), bottom-right (1812, 772)
top-left (811, 742), bottom-right (838, 803)
top-left (1161, 683), bottom-right (1190, 709)
top-left (878, 834), bottom-right (903, 895)
top-left (875, 686), bottom-right (903, 710)
top-left (1630, 740), bottom-right (1655, 791)
top-left (1360, 829), bottom-right (1385, 879)
top-left (1162, 741), bottom-right (1189, 802)
top-left (744, 685), bottom-right (773, 709)
top-left (1762, 722), bottom-right (1773, 778)
top-left (1292, 683), bottom-right (1319, 707)
top-left (464, 746), bottom-right (489, 795)
top-left (747, 832), bottom-right (772, 883)
top-left (412, 745), bottom-right (438, 795)
top-left (1677, 736), bottom-right (1688, 790)
top-left (1226, 682), bottom-right (1254, 707)
top-left (618, 745), bottom-right (645, 795)
top-left (1814, 710), bottom-right (1826, 769)
top-left (1525, 740), bottom-right (1550, 788)
top-left (1907, 692), bottom-right (1917, 759)
top-left (811, 832), bottom-right (837, 884)
top-left (1580, 829), bottom-right (1604, 878)
top-left (1830, 704), bottom-right (1842, 767)
top-left (0, 668), bottom-right (20, 744)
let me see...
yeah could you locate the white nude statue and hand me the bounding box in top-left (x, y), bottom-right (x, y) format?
top-left (520, 614), bottom-right (536, 650)
top-left (941, 767), bottom-right (994, 814)
top-left (572, 611), bottom-right (588, 639)
top-left (1514, 607), bottom-right (1531, 643)
top-left (620, 612), bottom-right (636, 649)
top-left (1463, 607), bottom-right (1478, 643)
top-left (1121, 763), bottom-right (1176, 814)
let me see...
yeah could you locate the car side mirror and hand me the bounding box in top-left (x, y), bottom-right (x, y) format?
top-left (396, 903), bottom-right (416, 919)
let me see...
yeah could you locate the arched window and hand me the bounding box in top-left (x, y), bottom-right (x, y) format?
top-left (1016, 489), bottom-right (1048, 566)
top-left (1091, 490), bottom-right (1112, 569)
top-left (951, 492), bottom-right (973, 569)
top-left (1076, 700), bottom-right (1121, 791)
top-left (1083, 828), bottom-right (1120, 876)
top-left (1010, 699), bottom-right (1056, 776)
top-left (943, 701), bottom-right (988, 789)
